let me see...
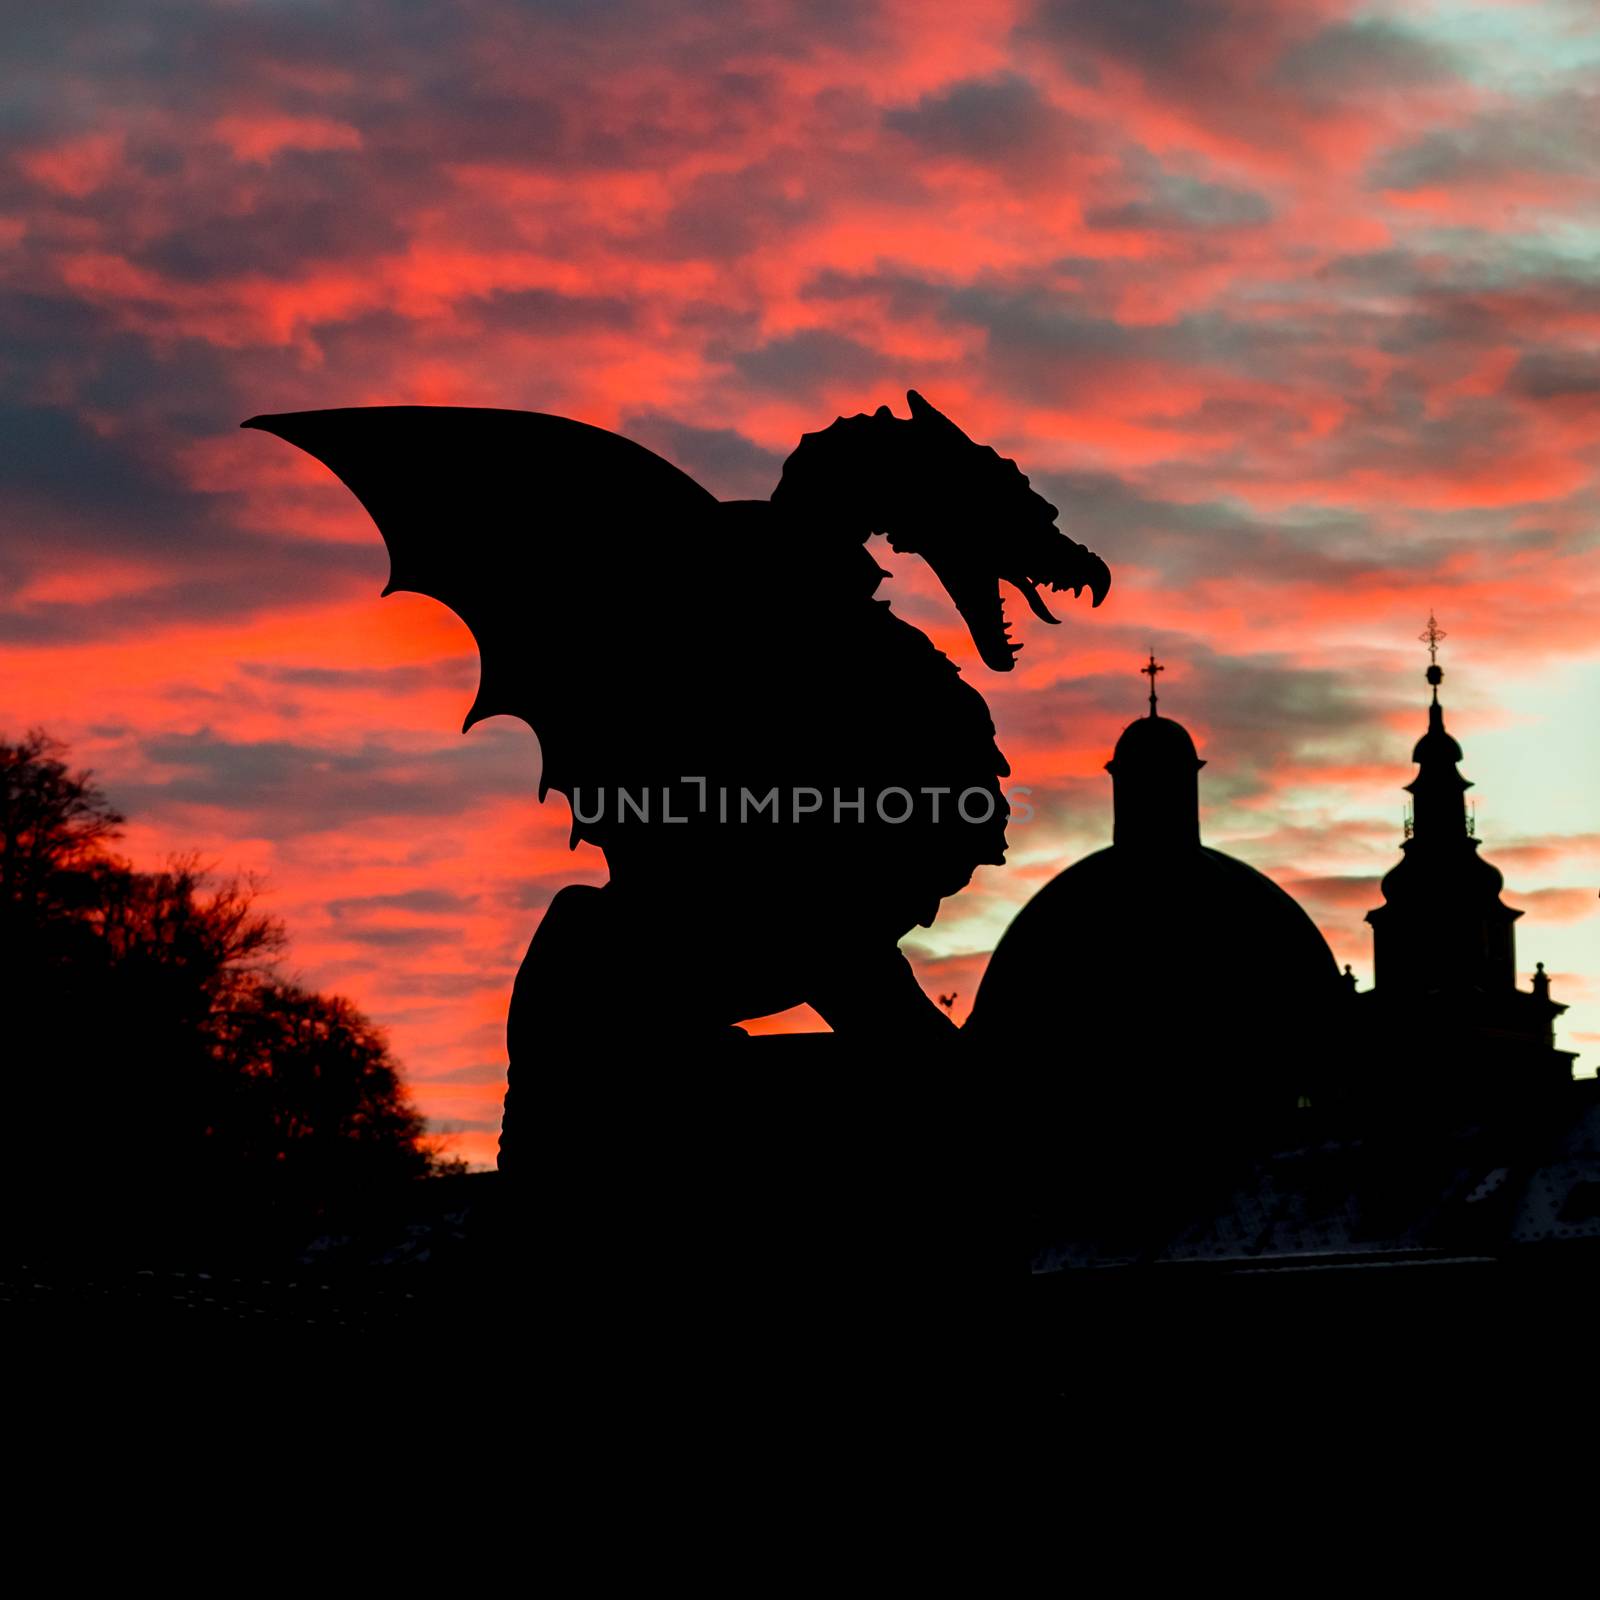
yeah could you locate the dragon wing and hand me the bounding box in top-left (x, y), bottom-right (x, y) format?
top-left (242, 405), bottom-right (719, 799)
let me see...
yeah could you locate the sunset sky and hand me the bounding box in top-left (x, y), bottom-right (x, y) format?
top-left (5, 0), bottom-right (1598, 1165)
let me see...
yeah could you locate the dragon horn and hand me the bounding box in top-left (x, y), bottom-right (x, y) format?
top-left (905, 390), bottom-right (975, 444)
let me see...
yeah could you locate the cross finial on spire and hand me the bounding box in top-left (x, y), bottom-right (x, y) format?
top-left (1419, 611), bottom-right (1446, 702)
top-left (1420, 611), bottom-right (1446, 665)
top-left (1142, 650), bottom-right (1164, 717)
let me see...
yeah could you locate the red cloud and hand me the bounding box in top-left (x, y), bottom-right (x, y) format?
top-left (17, 131), bottom-right (126, 197)
top-left (1510, 888), bottom-right (1600, 924)
top-left (212, 114), bottom-right (363, 164)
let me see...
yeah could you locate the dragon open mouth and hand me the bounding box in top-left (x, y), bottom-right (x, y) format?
top-left (1016, 575), bottom-right (1060, 625)
top-left (932, 557), bottom-right (1110, 673)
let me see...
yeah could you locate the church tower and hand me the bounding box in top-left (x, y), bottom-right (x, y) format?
top-left (1105, 652), bottom-right (1204, 849)
top-left (1358, 618), bottom-right (1575, 1099)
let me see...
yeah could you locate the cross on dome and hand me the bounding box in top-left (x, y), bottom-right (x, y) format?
top-left (1142, 651), bottom-right (1164, 717)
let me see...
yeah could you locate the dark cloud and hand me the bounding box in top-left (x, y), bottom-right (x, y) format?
top-left (1273, 19), bottom-right (1460, 95)
top-left (0, 393), bottom-right (397, 641)
top-left (1017, 0), bottom-right (1380, 150)
top-left (117, 723), bottom-right (540, 833)
top-left (1315, 244), bottom-right (1600, 385)
top-left (883, 72), bottom-right (1084, 164)
top-left (944, 287), bottom-right (1127, 358)
top-left (1035, 470), bottom-right (1383, 588)
top-left (499, 870), bottom-right (608, 913)
top-left (653, 161), bottom-right (820, 261)
top-left (1325, 239), bottom-right (1600, 299)
top-left (417, 1113), bottom-right (502, 1135)
top-left (619, 412), bottom-right (785, 500)
top-left (1022, 0), bottom-right (1247, 76)
top-left (731, 328), bottom-right (887, 394)
top-left (1199, 652), bottom-right (1379, 745)
top-left (0, 313), bottom-right (367, 640)
top-left (1024, 0), bottom-right (1461, 126)
top-left (1508, 351), bottom-right (1600, 400)
top-left (380, 971), bottom-right (503, 1001)
top-left (0, 0), bottom-right (883, 262)
top-left (1085, 166), bottom-right (1273, 232)
top-left (239, 659), bottom-right (477, 694)
top-left (424, 1061), bottom-right (511, 1087)
top-left (328, 923), bottom-right (458, 950)
top-left (1317, 385), bottom-right (1525, 483)
top-left (366, 86), bottom-right (568, 168)
top-left (1370, 92), bottom-right (1600, 191)
top-left (916, 282), bottom-right (1316, 403)
top-left (0, 295), bottom-right (232, 429)
top-left (0, 404), bottom-right (195, 535)
top-left (0, 534), bottom-right (379, 645)
top-left (800, 268), bottom-right (967, 323)
top-left (464, 288), bottom-right (638, 336)
top-left (327, 888), bottom-right (479, 919)
top-left (134, 154), bottom-right (411, 282)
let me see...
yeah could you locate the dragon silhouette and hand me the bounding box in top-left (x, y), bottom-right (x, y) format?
top-left (244, 392), bottom-right (1109, 1167)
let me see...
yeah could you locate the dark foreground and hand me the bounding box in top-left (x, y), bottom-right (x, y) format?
top-left (6, 1175), bottom-right (1597, 1418)
top-left (6, 1070), bottom-right (1596, 1432)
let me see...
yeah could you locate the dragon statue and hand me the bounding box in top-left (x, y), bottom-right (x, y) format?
top-left (244, 392), bottom-right (1109, 1170)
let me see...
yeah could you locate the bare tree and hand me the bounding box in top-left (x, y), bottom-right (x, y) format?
top-left (0, 729), bottom-right (124, 928)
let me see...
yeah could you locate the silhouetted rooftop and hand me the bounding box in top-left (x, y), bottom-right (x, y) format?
top-left (1106, 712), bottom-right (1203, 773)
top-left (969, 842), bottom-right (1341, 1075)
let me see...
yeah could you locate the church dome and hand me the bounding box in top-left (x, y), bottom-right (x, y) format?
top-left (970, 844), bottom-right (1340, 1065)
top-left (1109, 713), bottom-right (1202, 771)
top-left (968, 676), bottom-right (1342, 1118)
top-left (1412, 708), bottom-right (1463, 767)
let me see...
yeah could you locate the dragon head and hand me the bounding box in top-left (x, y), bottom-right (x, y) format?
top-left (884, 390), bottom-right (1110, 672)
